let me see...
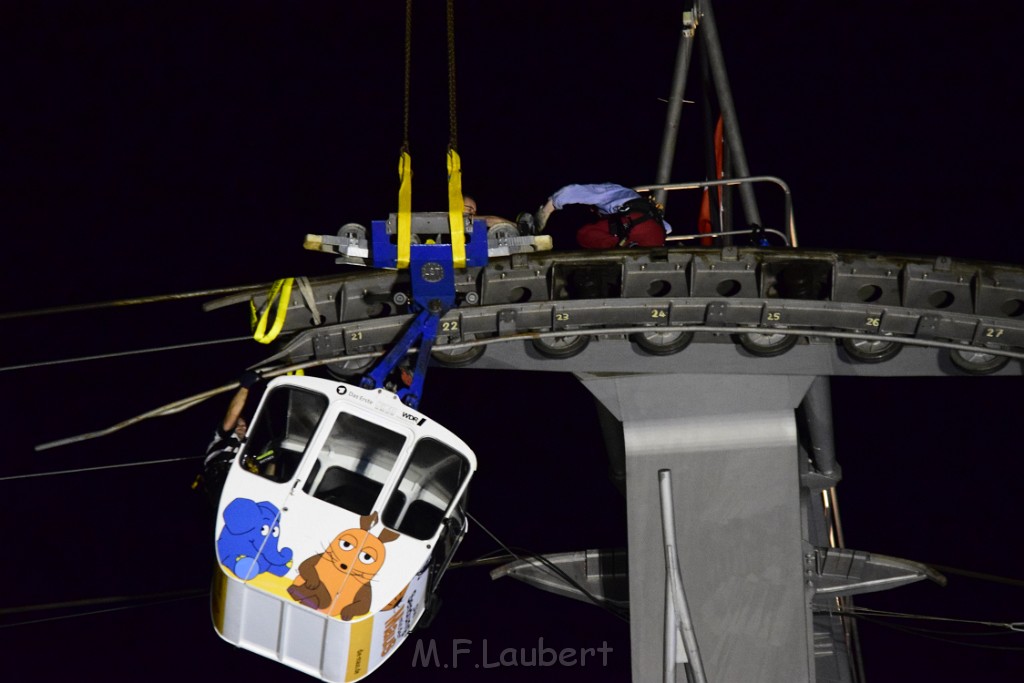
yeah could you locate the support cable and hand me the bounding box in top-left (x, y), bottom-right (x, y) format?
top-left (0, 284), bottom-right (267, 321)
top-left (828, 606), bottom-right (1024, 632)
top-left (0, 456), bottom-right (201, 483)
top-left (824, 607), bottom-right (1024, 651)
top-left (467, 511), bottom-right (629, 623)
top-left (0, 588), bottom-right (207, 629)
top-left (0, 335), bottom-right (254, 374)
top-left (34, 324), bottom-right (1024, 451)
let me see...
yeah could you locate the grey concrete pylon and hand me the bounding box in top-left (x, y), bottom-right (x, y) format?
top-left (580, 372), bottom-right (816, 682)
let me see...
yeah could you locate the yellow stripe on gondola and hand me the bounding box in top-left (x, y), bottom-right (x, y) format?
top-left (345, 614), bottom-right (376, 682)
top-left (447, 148), bottom-right (466, 268)
top-left (211, 570), bottom-right (227, 633)
top-left (397, 151), bottom-right (413, 269)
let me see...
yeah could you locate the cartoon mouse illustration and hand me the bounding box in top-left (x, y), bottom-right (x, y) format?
top-left (217, 498), bottom-right (293, 580)
top-left (287, 512), bottom-right (400, 620)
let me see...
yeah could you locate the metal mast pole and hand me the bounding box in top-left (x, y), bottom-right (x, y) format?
top-left (700, 0), bottom-right (763, 227)
top-left (654, 8), bottom-right (698, 209)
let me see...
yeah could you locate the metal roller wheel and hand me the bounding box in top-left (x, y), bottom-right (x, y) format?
top-left (487, 222), bottom-right (521, 241)
top-left (325, 354), bottom-right (376, 379)
top-left (631, 329), bottom-right (694, 356)
top-left (532, 333), bottom-right (591, 359)
top-left (431, 335), bottom-right (487, 367)
top-left (949, 348), bottom-right (1010, 375)
top-left (841, 337), bottom-right (903, 363)
top-left (337, 223), bottom-right (367, 242)
top-left (736, 331), bottom-right (799, 357)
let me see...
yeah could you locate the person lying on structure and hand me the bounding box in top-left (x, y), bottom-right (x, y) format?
top-left (535, 182), bottom-right (672, 249)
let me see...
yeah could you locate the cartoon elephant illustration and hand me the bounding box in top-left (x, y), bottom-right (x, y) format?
top-left (287, 512), bottom-right (400, 620)
top-left (217, 498), bottom-right (294, 580)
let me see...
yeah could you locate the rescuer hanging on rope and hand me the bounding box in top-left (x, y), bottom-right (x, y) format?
top-left (193, 369), bottom-right (262, 506)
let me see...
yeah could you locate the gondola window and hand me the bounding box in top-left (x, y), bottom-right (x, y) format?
top-left (302, 412), bottom-right (406, 515)
top-left (241, 386), bottom-right (328, 483)
top-left (383, 438), bottom-right (470, 541)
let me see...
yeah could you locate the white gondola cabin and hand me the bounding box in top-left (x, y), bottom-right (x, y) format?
top-left (212, 376), bottom-right (476, 682)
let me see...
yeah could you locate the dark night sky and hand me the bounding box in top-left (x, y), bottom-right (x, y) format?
top-left (3, 2), bottom-right (1023, 682)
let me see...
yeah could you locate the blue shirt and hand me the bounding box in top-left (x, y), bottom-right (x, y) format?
top-left (550, 183), bottom-right (672, 233)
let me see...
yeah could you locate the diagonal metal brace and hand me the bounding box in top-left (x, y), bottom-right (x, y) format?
top-left (360, 216), bottom-right (488, 408)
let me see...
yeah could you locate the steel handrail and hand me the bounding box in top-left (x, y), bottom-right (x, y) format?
top-left (635, 175), bottom-right (797, 247)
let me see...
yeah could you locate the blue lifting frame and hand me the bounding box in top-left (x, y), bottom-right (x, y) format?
top-left (360, 216), bottom-right (489, 408)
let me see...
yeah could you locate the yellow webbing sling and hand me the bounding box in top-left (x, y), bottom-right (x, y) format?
top-left (397, 150), bottom-right (413, 269)
top-left (250, 278), bottom-right (293, 344)
top-left (447, 147), bottom-right (466, 267)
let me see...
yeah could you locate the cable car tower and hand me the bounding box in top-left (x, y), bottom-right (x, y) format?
top-left (219, 3), bottom-right (1023, 682)
top-left (24, 2), bottom-right (1024, 682)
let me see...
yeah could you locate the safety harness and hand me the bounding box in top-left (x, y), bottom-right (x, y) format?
top-left (577, 196), bottom-right (668, 249)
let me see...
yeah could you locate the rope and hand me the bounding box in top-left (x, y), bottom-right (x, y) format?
top-left (0, 589), bottom-right (207, 629)
top-left (466, 511), bottom-right (629, 623)
top-left (446, 0), bottom-right (458, 150)
top-left (34, 382), bottom-right (243, 451)
top-left (829, 606), bottom-right (1023, 631)
top-left (0, 284), bottom-right (268, 321)
top-left (0, 335), bottom-right (253, 374)
top-left (396, 0), bottom-right (415, 269)
top-left (32, 350), bottom-right (385, 451)
top-left (402, 0), bottom-right (412, 154)
top-left (294, 276), bottom-right (323, 325)
top-left (33, 324), bottom-right (1024, 452)
top-left (0, 456), bottom-right (201, 483)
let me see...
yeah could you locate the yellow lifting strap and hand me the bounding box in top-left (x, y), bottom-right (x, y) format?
top-left (447, 147), bottom-right (466, 267)
top-left (396, 150), bottom-right (413, 269)
top-left (250, 277), bottom-right (293, 344)
top-left (393, 0), bottom-right (467, 270)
